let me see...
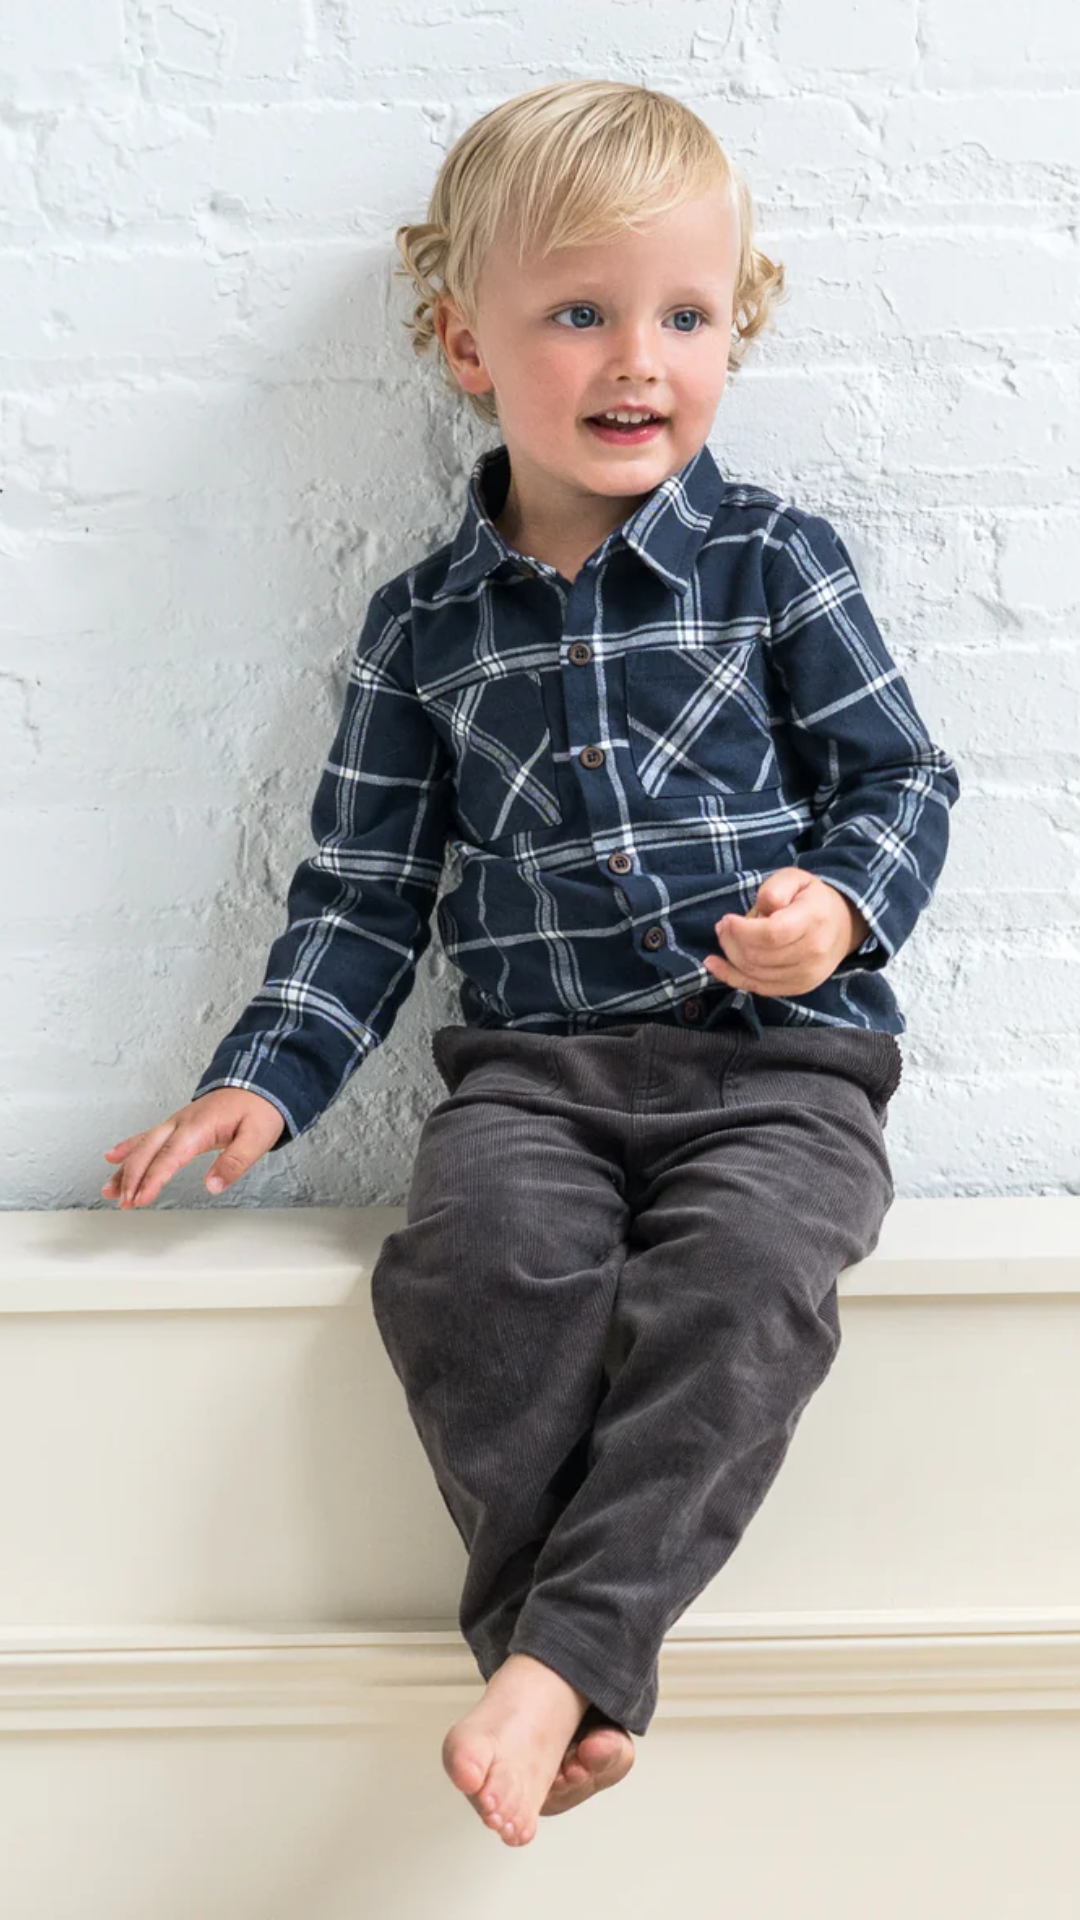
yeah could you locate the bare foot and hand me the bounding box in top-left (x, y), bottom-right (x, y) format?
top-left (441, 1651), bottom-right (591, 1847)
top-left (540, 1720), bottom-right (636, 1815)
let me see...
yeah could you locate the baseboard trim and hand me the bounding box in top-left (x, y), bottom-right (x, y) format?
top-left (2, 1608), bottom-right (1079, 1731)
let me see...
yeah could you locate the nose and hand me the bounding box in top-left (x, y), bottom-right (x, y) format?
top-left (607, 318), bottom-right (665, 382)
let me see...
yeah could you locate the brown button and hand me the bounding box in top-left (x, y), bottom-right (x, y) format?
top-left (643, 925), bottom-right (666, 951)
top-left (580, 745), bottom-right (604, 768)
top-left (607, 851), bottom-right (633, 875)
top-left (568, 642), bottom-right (592, 665)
top-left (683, 998), bottom-right (702, 1021)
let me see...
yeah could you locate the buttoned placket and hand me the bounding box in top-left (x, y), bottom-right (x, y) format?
top-left (511, 549), bottom-right (763, 1040)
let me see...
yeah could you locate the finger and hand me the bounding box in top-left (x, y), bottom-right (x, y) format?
top-left (128, 1117), bottom-right (231, 1207)
top-left (706, 955), bottom-right (752, 989)
top-left (718, 918), bottom-right (823, 973)
top-left (204, 1136), bottom-right (259, 1194)
top-left (713, 942), bottom-right (808, 983)
top-left (103, 1137), bottom-right (143, 1159)
top-left (125, 1140), bottom-right (203, 1208)
top-left (706, 956), bottom-right (789, 997)
top-left (716, 935), bottom-right (798, 977)
top-left (718, 908), bottom-right (808, 955)
top-left (709, 956), bottom-right (821, 998)
top-left (114, 1124), bottom-right (179, 1208)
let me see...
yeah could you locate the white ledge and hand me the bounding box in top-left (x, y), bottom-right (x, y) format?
top-left (0, 1198), bottom-right (1079, 1313)
top-left (1, 1609), bottom-right (1079, 1731)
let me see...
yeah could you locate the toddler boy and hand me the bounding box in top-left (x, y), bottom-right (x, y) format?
top-left (102, 80), bottom-right (960, 1849)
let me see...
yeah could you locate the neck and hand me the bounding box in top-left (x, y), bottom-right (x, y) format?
top-left (495, 477), bottom-right (646, 572)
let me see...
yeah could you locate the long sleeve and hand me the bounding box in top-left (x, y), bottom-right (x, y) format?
top-left (762, 508), bottom-right (961, 974)
top-left (191, 590), bottom-right (453, 1148)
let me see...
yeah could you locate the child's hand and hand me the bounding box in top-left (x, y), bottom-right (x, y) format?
top-left (705, 868), bottom-right (870, 999)
top-left (101, 1090), bottom-right (286, 1208)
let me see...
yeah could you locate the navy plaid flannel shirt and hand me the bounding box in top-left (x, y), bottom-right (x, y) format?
top-left (192, 439), bottom-right (961, 1149)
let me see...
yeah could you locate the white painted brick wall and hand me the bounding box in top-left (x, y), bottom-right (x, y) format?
top-left (2, 3), bottom-right (1077, 1208)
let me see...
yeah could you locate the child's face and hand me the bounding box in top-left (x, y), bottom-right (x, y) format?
top-left (437, 182), bottom-right (740, 518)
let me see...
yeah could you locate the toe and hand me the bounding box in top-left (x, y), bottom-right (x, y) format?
top-left (579, 1727), bottom-right (634, 1777)
top-left (539, 1728), bottom-right (635, 1816)
top-left (482, 1753), bottom-right (518, 1825)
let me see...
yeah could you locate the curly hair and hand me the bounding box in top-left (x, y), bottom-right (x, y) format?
top-left (393, 79), bottom-right (787, 431)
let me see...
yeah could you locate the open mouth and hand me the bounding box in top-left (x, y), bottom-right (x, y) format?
top-left (584, 413), bottom-right (667, 442)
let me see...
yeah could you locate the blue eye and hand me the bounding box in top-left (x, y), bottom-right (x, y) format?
top-left (552, 304), bottom-right (601, 329)
top-left (550, 304), bottom-right (705, 332)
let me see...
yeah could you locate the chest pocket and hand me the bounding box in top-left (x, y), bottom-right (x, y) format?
top-left (625, 638), bottom-right (778, 798)
top-left (439, 669), bottom-right (563, 844)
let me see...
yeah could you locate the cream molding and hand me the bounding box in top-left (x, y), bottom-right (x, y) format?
top-left (2, 1197), bottom-right (1080, 1312)
top-left (1, 1611), bottom-right (1079, 1732)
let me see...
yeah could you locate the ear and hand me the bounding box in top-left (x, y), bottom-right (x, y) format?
top-left (436, 298), bottom-right (495, 399)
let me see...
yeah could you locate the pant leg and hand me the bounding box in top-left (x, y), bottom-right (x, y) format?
top-left (368, 1024), bottom-right (633, 1686)
top-left (505, 1023), bottom-right (899, 1737)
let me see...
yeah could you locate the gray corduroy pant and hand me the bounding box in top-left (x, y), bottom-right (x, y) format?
top-left (369, 1018), bottom-right (902, 1738)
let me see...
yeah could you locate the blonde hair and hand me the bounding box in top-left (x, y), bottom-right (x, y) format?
top-left (393, 79), bottom-right (786, 431)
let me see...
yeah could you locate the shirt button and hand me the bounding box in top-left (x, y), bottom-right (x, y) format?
top-left (643, 925), bottom-right (666, 951)
top-left (580, 745), bottom-right (605, 768)
top-left (568, 642), bottom-right (592, 665)
top-left (607, 851), bottom-right (633, 875)
top-left (683, 998), bottom-right (702, 1021)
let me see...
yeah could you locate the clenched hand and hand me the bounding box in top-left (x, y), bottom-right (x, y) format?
top-left (706, 867), bottom-right (871, 999)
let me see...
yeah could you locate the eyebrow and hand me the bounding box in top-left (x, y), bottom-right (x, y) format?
top-left (541, 285), bottom-right (725, 305)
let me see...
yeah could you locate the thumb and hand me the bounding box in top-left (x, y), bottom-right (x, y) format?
top-left (752, 865), bottom-right (812, 918)
top-left (206, 1128), bottom-right (262, 1194)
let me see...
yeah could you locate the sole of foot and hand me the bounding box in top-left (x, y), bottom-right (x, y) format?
top-left (447, 1726), bottom-right (560, 1846)
top-left (540, 1724), bottom-right (636, 1816)
top-left (441, 1658), bottom-right (629, 1847)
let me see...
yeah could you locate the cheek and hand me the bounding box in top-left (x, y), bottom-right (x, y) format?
top-left (531, 341), bottom-right (583, 389)
top-left (511, 347), bottom-right (587, 422)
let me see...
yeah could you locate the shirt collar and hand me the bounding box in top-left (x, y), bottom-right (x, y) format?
top-left (440, 438), bottom-right (728, 601)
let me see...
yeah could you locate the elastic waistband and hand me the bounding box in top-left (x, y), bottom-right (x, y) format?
top-left (433, 1020), bottom-right (903, 1108)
